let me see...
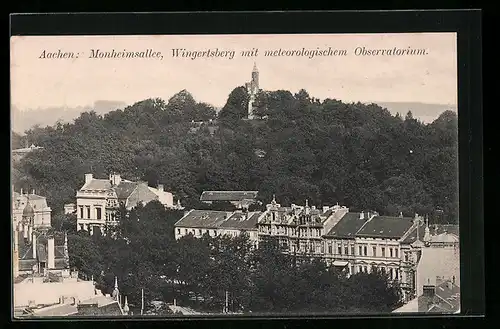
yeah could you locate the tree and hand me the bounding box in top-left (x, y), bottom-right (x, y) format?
top-left (218, 86), bottom-right (249, 124)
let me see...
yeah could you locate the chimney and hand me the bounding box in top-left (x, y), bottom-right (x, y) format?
top-left (422, 284), bottom-right (435, 298)
top-left (158, 184), bottom-right (164, 192)
top-left (452, 276), bottom-right (456, 285)
top-left (32, 231), bottom-right (37, 259)
top-left (32, 189), bottom-right (35, 195)
top-left (110, 174), bottom-right (121, 186)
top-left (47, 237), bottom-right (55, 269)
top-left (359, 212), bottom-right (365, 220)
top-left (85, 174), bottom-right (93, 184)
top-left (21, 188), bottom-right (24, 195)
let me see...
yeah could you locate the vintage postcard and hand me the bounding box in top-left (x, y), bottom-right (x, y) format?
top-left (11, 32), bottom-right (460, 318)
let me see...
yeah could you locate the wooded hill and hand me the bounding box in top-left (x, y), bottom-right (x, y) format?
top-left (13, 87), bottom-right (458, 223)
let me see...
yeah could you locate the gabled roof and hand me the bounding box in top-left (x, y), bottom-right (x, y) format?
top-left (219, 212), bottom-right (260, 230)
top-left (356, 216), bottom-right (414, 239)
top-left (401, 221), bottom-right (426, 244)
top-left (325, 212), bottom-right (364, 239)
top-left (174, 210), bottom-right (229, 228)
top-left (114, 181), bottom-right (138, 199)
top-left (200, 191), bottom-right (258, 202)
top-left (81, 179), bottom-right (112, 191)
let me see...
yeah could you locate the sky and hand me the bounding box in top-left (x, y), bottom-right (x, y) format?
top-left (10, 33), bottom-right (457, 111)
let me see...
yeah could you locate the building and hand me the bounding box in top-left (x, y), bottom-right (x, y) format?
top-left (256, 198), bottom-right (349, 261)
top-left (323, 211), bottom-right (374, 273)
top-left (13, 201), bottom-right (67, 278)
top-left (12, 143), bottom-right (44, 162)
top-left (244, 63), bottom-right (260, 119)
top-left (75, 173), bottom-right (175, 235)
top-left (353, 214), bottom-right (418, 282)
top-left (64, 203), bottom-right (77, 215)
top-left (200, 191), bottom-right (259, 210)
top-left (174, 195), bottom-right (458, 301)
top-left (174, 209), bottom-right (261, 245)
top-left (12, 187), bottom-right (52, 228)
top-left (392, 276), bottom-right (460, 313)
top-left (14, 277), bottom-right (128, 318)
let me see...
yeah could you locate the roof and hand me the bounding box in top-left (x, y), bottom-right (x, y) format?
top-left (218, 211), bottom-right (260, 230)
top-left (114, 181), bottom-right (138, 199)
top-left (356, 216), bottom-right (414, 239)
top-left (32, 303), bottom-right (78, 317)
top-left (431, 224), bottom-right (459, 237)
top-left (430, 233), bottom-right (459, 244)
top-left (418, 280), bottom-right (460, 313)
top-left (401, 221), bottom-right (426, 244)
top-left (174, 210), bottom-right (229, 228)
top-left (22, 203), bottom-right (35, 217)
top-left (81, 179), bottom-right (112, 191)
top-left (325, 212), bottom-right (365, 238)
top-left (200, 191), bottom-right (258, 202)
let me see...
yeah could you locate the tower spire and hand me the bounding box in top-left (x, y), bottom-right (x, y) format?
top-left (123, 296), bottom-right (130, 314)
top-left (64, 231), bottom-right (69, 266)
top-left (112, 276), bottom-right (120, 301)
top-left (253, 62), bottom-right (258, 72)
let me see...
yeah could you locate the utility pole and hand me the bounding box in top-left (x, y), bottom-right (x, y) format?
top-left (141, 288), bottom-right (144, 315)
top-left (225, 290), bottom-right (229, 314)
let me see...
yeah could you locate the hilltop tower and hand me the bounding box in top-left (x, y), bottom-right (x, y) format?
top-left (245, 63), bottom-right (260, 119)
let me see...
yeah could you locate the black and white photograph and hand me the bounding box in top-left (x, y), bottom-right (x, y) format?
top-left (11, 31), bottom-right (461, 318)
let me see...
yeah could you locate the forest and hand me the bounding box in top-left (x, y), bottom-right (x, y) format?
top-left (12, 86), bottom-right (458, 313)
top-left (13, 86), bottom-right (458, 223)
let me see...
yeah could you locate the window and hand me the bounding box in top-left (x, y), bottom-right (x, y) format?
top-left (198, 229), bottom-right (202, 235)
top-left (381, 247), bottom-right (386, 257)
top-left (372, 246), bottom-right (377, 257)
top-left (359, 246), bottom-right (362, 255)
top-left (344, 246), bottom-right (349, 255)
top-left (405, 253), bottom-right (409, 261)
top-left (328, 244), bottom-right (333, 254)
top-left (177, 228), bottom-right (180, 234)
top-left (351, 246), bottom-right (355, 255)
top-left (363, 246), bottom-right (367, 256)
top-left (338, 245), bottom-right (342, 255)
top-left (79, 207), bottom-right (84, 219)
top-left (390, 268), bottom-right (394, 279)
top-left (395, 249), bottom-right (399, 258)
top-left (86, 206), bottom-right (91, 219)
top-left (96, 207), bottom-right (102, 220)
top-left (395, 269), bottom-right (399, 279)
top-left (364, 266), bottom-right (368, 272)
top-left (390, 248), bottom-right (393, 258)
top-left (359, 266), bottom-right (362, 273)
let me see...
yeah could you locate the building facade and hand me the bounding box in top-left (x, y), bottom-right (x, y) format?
top-left (74, 173), bottom-right (175, 235)
top-left (13, 201), bottom-right (68, 278)
top-left (174, 209), bottom-right (261, 246)
top-left (244, 63), bottom-right (260, 119)
top-left (173, 196), bottom-right (457, 300)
